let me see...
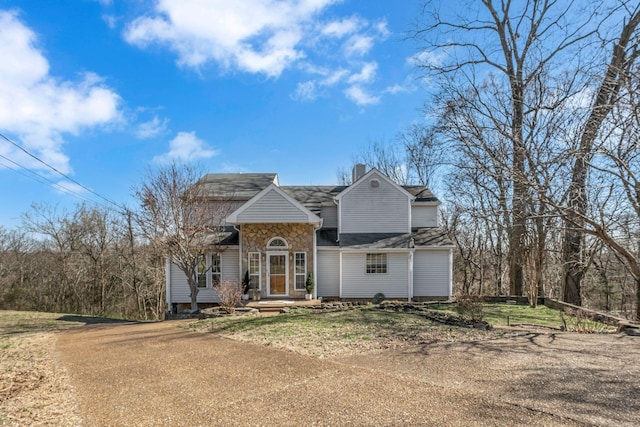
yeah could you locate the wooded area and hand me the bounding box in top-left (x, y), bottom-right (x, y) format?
top-left (1, 0), bottom-right (638, 321)
top-left (346, 0), bottom-right (640, 319)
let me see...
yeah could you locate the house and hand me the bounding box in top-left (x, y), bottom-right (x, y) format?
top-left (166, 165), bottom-right (454, 310)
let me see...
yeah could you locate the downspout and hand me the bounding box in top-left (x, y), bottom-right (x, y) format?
top-left (165, 257), bottom-right (171, 311)
top-left (234, 224), bottom-right (242, 283)
top-left (408, 250), bottom-right (414, 302)
top-left (448, 249), bottom-right (454, 300)
top-left (313, 220), bottom-right (321, 300)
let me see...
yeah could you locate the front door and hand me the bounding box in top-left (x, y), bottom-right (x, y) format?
top-left (268, 253), bottom-right (288, 296)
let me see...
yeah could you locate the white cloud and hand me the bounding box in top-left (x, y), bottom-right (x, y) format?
top-left (294, 81), bottom-right (318, 101)
top-left (0, 10), bottom-right (121, 175)
top-left (153, 131), bottom-right (219, 163)
top-left (122, 1), bottom-right (394, 107)
top-left (348, 62), bottom-right (377, 84)
top-left (408, 50), bottom-right (446, 68)
top-left (343, 34), bottom-right (374, 57)
top-left (293, 67), bottom-right (349, 101)
top-left (321, 16), bottom-right (363, 38)
top-left (344, 85), bottom-right (379, 106)
top-left (124, 0), bottom-right (336, 78)
top-left (102, 14), bottom-right (117, 30)
top-left (53, 181), bottom-right (87, 197)
top-left (136, 116), bottom-right (168, 139)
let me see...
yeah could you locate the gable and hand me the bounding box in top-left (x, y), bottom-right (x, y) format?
top-left (227, 184), bottom-right (322, 224)
top-left (336, 169), bottom-right (413, 234)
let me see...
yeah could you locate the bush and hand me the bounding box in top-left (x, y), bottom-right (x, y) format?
top-left (214, 279), bottom-right (243, 313)
top-left (455, 295), bottom-right (486, 322)
top-left (373, 292), bottom-right (386, 304)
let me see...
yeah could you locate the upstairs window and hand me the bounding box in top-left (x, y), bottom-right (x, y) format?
top-left (366, 253), bottom-right (387, 274)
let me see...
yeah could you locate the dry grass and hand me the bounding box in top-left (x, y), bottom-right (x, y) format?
top-left (190, 307), bottom-right (502, 358)
top-left (0, 311), bottom-right (85, 426)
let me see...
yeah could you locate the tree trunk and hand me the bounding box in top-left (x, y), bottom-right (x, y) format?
top-left (562, 9), bottom-right (640, 305)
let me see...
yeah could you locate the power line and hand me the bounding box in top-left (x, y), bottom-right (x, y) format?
top-left (0, 153), bottom-right (102, 204)
top-left (0, 132), bottom-right (124, 210)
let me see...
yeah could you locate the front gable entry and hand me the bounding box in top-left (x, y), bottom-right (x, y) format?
top-left (336, 169), bottom-right (415, 234)
top-left (227, 184), bottom-right (322, 225)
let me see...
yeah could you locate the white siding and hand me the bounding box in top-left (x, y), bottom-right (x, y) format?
top-left (169, 249), bottom-right (240, 303)
top-left (411, 205), bottom-right (438, 228)
top-left (341, 252), bottom-right (409, 298)
top-left (340, 172), bottom-right (410, 233)
top-left (317, 250), bottom-right (339, 297)
top-left (320, 205), bottom-right (338, 228)
top-left (413, 250), bottom-right (451, 297)
top-left (221, 250), bottom-right (240, 281)
top-left (237, 188), bottom-right (308, 223)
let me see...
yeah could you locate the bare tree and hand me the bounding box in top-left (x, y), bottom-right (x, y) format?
top-left (562, 3), bottom-right (640, 305)
top-left (413, 0), bottom-right (599, 295)
top-left (134, 163), bottom-right (231, 311)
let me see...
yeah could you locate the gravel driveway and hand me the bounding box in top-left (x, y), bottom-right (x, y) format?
top-left (56, 320), bottom-right (640, 426)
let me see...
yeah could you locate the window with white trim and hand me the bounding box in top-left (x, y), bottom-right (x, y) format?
top-left (366, 253), bottom-right (387, 274)
top-left (196, 254), bottom-right (207, 288)
top-left (211, 253), bottom-right (221, 286)
top-left (267, 237), bottom-right (288, 248)
top-left (294, 252), bottom-right (306, 290)
top-left (249, 252), bottom-right (260, 290)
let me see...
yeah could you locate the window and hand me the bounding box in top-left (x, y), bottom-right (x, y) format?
top-left (267, 237), bottom-right (288, 248)
top-left (196, 254), bottom-right (207, 288)
top-left (211, 253), bottom-right (221, 286)
top-left (249, 252), bottom-right (260, 290)
top-left (366, 253), bottom-right (387, 274)
top-left (294, 252), bottom-right (306, 290)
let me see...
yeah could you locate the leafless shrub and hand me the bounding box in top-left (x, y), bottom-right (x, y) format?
top-left (214, 279), bottom-right (242, 314)
top-left (455, 294), bottom-right (485, 322)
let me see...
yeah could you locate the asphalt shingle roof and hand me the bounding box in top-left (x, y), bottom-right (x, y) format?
top-left (197, 173), bottom-right (277, 199)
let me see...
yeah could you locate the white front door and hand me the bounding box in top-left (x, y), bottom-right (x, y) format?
top-left (267, 252), bottom-right (288, 296)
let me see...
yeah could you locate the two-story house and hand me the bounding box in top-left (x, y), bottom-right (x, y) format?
top-left (166, 165), bottom-right (453, 309)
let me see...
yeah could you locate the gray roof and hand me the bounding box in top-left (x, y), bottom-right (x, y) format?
top-left (403, 186), bottom-right (439, 202)
top-left (197, 173), bottom-right (277, 200)
top-left (317, 228), bottom-right (339, 246)
top-left (338, 228), bottom-right (452, 249)
top-left (281, 186), bottom-right (346, 214)
top-left (196, 173), bottom-right (439, 204)
top-left (201, 226), bottom-right (239, 247)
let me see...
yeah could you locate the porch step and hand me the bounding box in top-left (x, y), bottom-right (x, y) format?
top-left (245, 299), bottom-right (321, 313)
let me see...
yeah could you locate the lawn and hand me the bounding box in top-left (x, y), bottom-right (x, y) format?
top-left (426, 302), bottom-right (616, 332)
top-left (190, 303), bottom-right (616, 357)
top-left (191, 306), bottom-right (499, 357)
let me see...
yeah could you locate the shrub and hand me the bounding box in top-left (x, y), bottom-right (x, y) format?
top-left (305, 273), bottom-right (314, 294)
top-left (455, 294), bottom-right (486, 321)
top-left (214, 279), bottom-right (243, 313)
top-left (373, 292), bottom-right (386, 304)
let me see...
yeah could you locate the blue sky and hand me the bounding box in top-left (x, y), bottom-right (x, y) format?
top-left (0, 0), bottom-right (430, 227)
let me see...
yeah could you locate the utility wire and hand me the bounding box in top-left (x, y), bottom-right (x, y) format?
top-left (0, 132), bottom-right (123, 210)
top-left (0, 153), bottom-right (103, 205)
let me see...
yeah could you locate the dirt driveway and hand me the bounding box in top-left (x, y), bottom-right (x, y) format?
top-left (56, 321), bottom-right (640, 426)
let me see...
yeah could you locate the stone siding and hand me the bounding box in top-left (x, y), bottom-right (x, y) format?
top-left (241, 223), bottom-right (315, 298)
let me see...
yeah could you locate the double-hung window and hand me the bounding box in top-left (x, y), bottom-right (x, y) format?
top-left (196, 253), bottom-right (222, 288)
top-left (211, 253), bottom-right (221, 286)
top-left (249, 252), bottom-right (260, 290)
top-left (294, 252), bottom-right (306, 290)
top-left (196, 254), bottom-right (207, 288)
top-left (366, 253), bottom-right (387, 274)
